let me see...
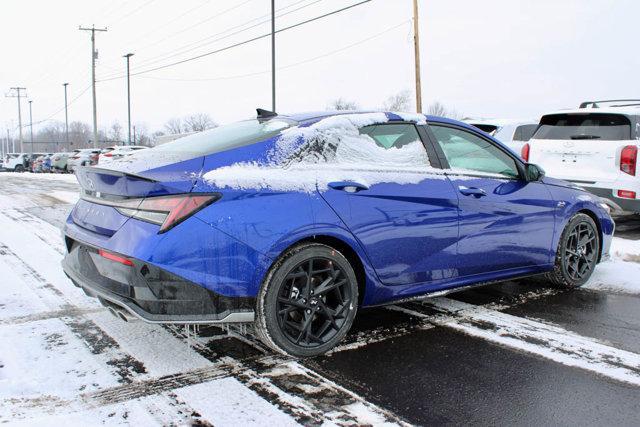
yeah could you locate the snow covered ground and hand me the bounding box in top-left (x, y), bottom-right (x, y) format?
top-left (0, 172), bottom-right (639, 425)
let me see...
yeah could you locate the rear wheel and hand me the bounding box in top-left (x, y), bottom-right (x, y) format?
top-left (14, 165), bottom-right (24, 172)
top-left (546, 213), bottom-right (600, 288)
top-left (255, 243), bottom-right (358, 357)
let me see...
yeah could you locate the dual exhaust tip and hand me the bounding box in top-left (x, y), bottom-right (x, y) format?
top-left (98, 297), bottom-right (133, 322)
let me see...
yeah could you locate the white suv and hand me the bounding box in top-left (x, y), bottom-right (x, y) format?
top-left (98, 145), bottom-right (148, 165)
top-left (522, 99), bottom-right (640, 214)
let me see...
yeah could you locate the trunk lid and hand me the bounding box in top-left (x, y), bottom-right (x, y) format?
top-left (529, 139), bottom-right (626, 184)
top-left (72, 155), bottom-right (204, 236)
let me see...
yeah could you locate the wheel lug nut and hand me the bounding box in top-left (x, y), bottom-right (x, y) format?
top-left (306, 309), bottom-right (311, 314)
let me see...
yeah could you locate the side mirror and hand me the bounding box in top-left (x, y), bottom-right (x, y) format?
top-left (525, 163), bottom-right (545, 182)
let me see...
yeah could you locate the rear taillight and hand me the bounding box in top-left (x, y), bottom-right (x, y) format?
top-left (617, 190), bottom-right (637, 199)
top-left (103, 153), bottom-right (113, 157)
top-left (521, 143), bottom-right (530, 162)
top-left (113, 194), bottom-right (220, 233)
top-left (98, 249), bottom-right (134, 266)
top-left (620, 145), bottom-right (637, 176)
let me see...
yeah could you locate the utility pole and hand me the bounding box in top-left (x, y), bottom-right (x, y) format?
top-left (5, 87), bottom-right (26, 152)
top-left (412, 0), bottom-right (422, 113)
top-left (124, 53), bottom-right (134, 145)
top-left (271, 0), bottom-right (276, 112)
top-left (7, 128), bottom-right (13, 153)
top-left (63, 83), bottom-right (70, 146)
top-left (79, 25), bottom-right (107, 147)
top-left (28, 100), bottom-right (34, 154)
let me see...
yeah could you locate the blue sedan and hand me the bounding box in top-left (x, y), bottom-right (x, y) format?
top-left (62, 110), bottom-right (614, 356)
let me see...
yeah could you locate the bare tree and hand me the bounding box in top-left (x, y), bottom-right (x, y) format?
top-left (427, 101), bottom-right (462, 119)
top-left (108, 121), bottom-right (123, 143)
top-left (164, 118), bottom-right (184, 135)
top-left (183, 113), bottom-right (217, 132)
top-left (327, 98), bottom-right (359, 111)
top-left (382, 90), bottom-right (412, 111)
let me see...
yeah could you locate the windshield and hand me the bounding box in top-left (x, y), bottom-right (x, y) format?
top-left (533, 113), bottom-right (631, 140)
top-left (152, 118), bottom-right (296, 156)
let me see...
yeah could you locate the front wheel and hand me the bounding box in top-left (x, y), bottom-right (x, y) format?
top-left (255, 243), bottom-right (359, 357)
top-left (546, 213), bottom-right (600, 288)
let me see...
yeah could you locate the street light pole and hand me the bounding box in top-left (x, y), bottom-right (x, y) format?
top-left (28, 100), bottom-right (33, 154)
top-left (63, 83), bottom-right (69, 147)
top-left (123, 53), bottom-right (134, 145)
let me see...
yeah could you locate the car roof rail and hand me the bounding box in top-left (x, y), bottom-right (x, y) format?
top-left (256, 108), bottom-right (277, 119)
top-left (579, 99), bottom-right (640, 108)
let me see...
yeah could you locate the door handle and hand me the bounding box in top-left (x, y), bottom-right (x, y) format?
top-left (328, 181), bottom-right (369, 193)
top-left (458, 186), bottom-right (486, 197)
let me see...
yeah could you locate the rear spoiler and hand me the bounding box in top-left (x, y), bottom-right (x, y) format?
top-left (76, 166), bottom-right (157, 182)
top-left (579, 99), bottom-right (640, 108)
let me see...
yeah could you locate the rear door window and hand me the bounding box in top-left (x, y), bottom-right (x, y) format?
top-left (533, 113), bottom-right (631, 140)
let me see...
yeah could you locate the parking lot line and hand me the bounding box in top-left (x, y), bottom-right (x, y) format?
top-left (390, 298), bottom-right (640, 386)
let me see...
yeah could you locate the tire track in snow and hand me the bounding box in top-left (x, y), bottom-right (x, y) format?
top-left (390, 298), bottom-right (640, 386)
top-left (166, 325), bottom-right (410, 426)
top-left (0, 230), bottom-right (205, 424)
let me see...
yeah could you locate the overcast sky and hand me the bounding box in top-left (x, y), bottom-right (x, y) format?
top-left (1, 0), bottom-right (639, 136)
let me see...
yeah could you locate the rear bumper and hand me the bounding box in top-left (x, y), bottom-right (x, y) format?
top-left (583, 186), bottom-right (640, 214)
top-left (62, 240), bottom-right (255, 324)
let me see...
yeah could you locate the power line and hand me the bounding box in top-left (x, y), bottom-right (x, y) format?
top-left (132, 20), bottom-right (410, 83)
top-left (112, 0), bottom-right (321, 75)
top-left (98, 0), bottom-right (372, 82)
top-left (31, 84), bottom-right (92, 127)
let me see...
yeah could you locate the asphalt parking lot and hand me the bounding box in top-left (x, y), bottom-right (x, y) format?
top-left (1, 173), bottom-right (639, 426)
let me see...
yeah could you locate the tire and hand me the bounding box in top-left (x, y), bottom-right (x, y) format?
top-left (545, 213), bottom-right (600, 288)
top-left (255, 243), bottom-right (359, 357)
top-left (14, 165), bottom-right (24, 173)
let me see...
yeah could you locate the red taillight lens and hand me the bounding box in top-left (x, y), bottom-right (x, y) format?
top-left (98, 249), bottom-right (133, 266)
top-left (114, 194), bottom-right (220, 233)
top-left (521, 143), bottom-right (530, 162)
top-left (617, 190), bottom-right (636, 199)
top-left (620, 145), bottom-right (637, 176)
top-left (104, 153), bottom-right (113, 157)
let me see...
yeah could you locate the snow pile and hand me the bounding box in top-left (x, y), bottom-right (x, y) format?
top-left (585, 236), bottom-right (640, 294)
top-left (204, 113), bottom-right (438, 192)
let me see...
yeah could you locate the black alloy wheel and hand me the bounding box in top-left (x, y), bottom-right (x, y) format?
top-left (563, 221), bottom-right (598, 281)
top-left (255, 243), bottom-right (358, 357)
top-left (546, 213), bottom-right (600, 288)
top-left (276, 257), bottom-right (352, 348)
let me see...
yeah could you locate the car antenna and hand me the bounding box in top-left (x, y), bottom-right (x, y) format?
top-left (256, 108), bottom-right (277, 119)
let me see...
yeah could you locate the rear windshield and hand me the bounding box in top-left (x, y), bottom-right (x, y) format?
top-left (152, 118), bottom-right (296, 156)
top-left (513, 124), bottom-right (538, 141)
top-left (533, 113), bottom-right (631, 140)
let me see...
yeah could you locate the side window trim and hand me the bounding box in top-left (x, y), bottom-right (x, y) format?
top-left (424, 121), bottom-right (527, 180)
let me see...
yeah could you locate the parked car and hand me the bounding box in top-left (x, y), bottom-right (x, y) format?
top-left (98, 145), bottom-right (148, 165)
top-left (4, 153), bottom-right (29, 172)
top-left (522, 99), bottom-right (640, 214)
top-left (67, 149), bottom-right (101, 172)
top-left (465, 118), bottom-right (539, 157)
top-left (62, 110), bottom-right (613, 357)
top-left (51, 152), bottom-right (71, 172)
top-left (31, 154), bottom-right (53, 173)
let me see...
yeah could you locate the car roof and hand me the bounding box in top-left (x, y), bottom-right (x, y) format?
top-left (275, 110), bottom-right (475, 129)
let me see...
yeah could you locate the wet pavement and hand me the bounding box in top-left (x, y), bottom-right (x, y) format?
top-left (1, 172), bottom-right (640, 426)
